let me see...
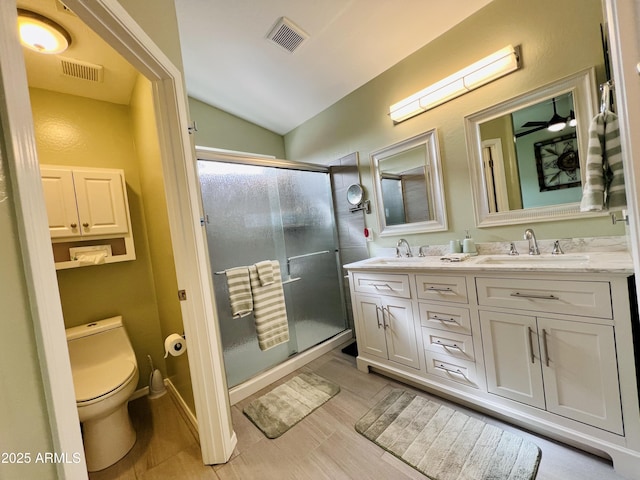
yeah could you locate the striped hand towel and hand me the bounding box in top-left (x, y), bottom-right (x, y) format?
top-left (225, 267), bottom-right (253, 318)
top-left (580, 110), bottom-right (626, 211)
top-left (248, 261), bottom-right (289, 351)
top-left (255, 260), bottom-right (275, 286)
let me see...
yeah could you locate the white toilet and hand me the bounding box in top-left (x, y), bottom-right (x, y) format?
top-left (66, 316), bottom-right (139, 472)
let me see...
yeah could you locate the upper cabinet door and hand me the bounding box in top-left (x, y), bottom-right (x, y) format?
top-left (40, 167), bottom-right (82, 239)
top-left (72, 169), bottom-right (129, 237)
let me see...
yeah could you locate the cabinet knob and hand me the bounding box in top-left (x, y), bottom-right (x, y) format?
top-left (70, 223), bottom-right (77, 228)
top-left (82, 222), bottom-right (89, 228)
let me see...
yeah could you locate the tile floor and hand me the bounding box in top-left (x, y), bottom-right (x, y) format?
top-left (89, 343), bottom-right (628, 479)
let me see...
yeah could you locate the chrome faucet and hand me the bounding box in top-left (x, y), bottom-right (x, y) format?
top-left (524, 228), bottom-right (540, 255)
top-left (396, 238), bottom-right (413, 257)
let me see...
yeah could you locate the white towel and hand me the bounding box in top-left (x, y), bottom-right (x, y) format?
top-left (225, 267), bottom-right (253, 318)
top-left (580, 111), bottom-right (626, 211)
top-left (248, 260), bottom-right (289, 351)
top-left (255, 260), bottom-right (275, 286)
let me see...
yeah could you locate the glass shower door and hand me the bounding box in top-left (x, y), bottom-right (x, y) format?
top-left (198, 159), bottom-right (347, 388)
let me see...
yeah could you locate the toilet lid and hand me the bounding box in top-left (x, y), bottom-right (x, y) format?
top-left (72, 358), bottom-right (136, 403)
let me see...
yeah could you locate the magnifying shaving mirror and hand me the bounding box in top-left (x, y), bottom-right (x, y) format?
top-left (346, 183), bottom-right (371, 213)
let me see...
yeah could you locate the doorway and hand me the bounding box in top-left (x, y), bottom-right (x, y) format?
top-left (0, 1), bottom-right (236, 475)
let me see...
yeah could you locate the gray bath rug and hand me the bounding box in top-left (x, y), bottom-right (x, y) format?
top-left (356, 389), bottom-right (541, 480)
top-left (243, 372), bottom-right (340, 439)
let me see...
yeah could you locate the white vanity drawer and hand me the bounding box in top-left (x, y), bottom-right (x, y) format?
top-left (352, 272), bottom-right (411, 298)
top-left (476, 277), bottom-right (612, 319)
top-left (415, 275), bottom-right (468, 304)
top-left (419, 303), bottom-right (472, 335)
top-left (422, 328), bottom-right (475, 361)
top-left (425, 351), bottom-right (479, 389)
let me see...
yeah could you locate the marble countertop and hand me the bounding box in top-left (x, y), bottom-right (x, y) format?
top-left (344, 251), bottom-right (634, 274)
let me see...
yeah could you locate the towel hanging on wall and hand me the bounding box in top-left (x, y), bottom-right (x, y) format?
top-left (580, 109), bottom-right (626, 212)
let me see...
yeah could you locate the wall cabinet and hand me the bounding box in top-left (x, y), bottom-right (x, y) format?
top-left (346, 264), bottom-right (640, 478)
top-left (40, 165), bottom-right (135, 268)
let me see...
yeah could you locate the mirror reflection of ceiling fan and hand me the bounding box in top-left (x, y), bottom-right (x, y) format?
top-left (518, 97), bottom-right (576, 138)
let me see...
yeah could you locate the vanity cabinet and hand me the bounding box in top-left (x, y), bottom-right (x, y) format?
top-left (352, 273), bottom-right (419, 369)
top-left (480, 310), bottom-right (622, 434)
top-left (346, 259), bottom-right (640, 478)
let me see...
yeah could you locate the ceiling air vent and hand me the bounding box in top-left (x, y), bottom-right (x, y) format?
top-left (266, 17), bottom-right (309, 53)
top-left (60, 58), bottom-right (104, 83)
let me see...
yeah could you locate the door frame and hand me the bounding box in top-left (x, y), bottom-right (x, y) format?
top-left (0, 0), bottom-right (236, 476)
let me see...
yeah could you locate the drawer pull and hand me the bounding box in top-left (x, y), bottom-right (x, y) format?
top-left (435, 364), bottom-right (468, 380)
top-left (430, 315), bottom-right (457, 324)
top-left (510, 292), bottom-right (559, 300)
top-left (435, 340), bottom-right (462, 352)
top-left (372, 283), bottom-right (393, 291)
top-left (427, 286), bottom-right (453, 292)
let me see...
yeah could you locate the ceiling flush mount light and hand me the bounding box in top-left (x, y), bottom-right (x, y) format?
top-left (17, 9), bottom-right (71, 54)
top-left (389, 45), bottom-right (521, 123)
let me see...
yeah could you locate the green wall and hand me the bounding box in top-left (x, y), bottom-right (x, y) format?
top-left (188, 97), bottom-right (286, 158)
top-left (30, 87), bottom-right (167, 392)
top-left (0, 136), bottom-right (56, 480)
top-left (285, 0), bottom-right (623, 250)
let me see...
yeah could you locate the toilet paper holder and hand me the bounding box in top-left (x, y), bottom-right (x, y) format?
top-left (164, 333), bottom-right (187, 358)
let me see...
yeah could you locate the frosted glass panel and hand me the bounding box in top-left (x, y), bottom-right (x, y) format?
top-left (197, 160), bottom-right (347, 388)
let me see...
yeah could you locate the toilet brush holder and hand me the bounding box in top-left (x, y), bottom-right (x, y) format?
top-left (149, 368), bottom-right (167, 399)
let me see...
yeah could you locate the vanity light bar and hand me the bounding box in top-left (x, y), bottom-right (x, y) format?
top-left (389, 45), bottom-right (521, 123)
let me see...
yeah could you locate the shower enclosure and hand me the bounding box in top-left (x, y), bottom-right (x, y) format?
top-left (197, 155), bottom-right (348, 388)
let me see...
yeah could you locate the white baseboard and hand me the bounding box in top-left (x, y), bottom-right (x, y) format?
top-left (165, 378), bottom-right (199, 439)
top-left (228, 329), bottom-right (353, 405)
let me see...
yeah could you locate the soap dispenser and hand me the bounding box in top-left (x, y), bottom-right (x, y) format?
top-left (462, 230), bottom-right (477, 256)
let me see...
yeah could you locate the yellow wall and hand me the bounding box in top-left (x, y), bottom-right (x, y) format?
top-left (130, 75), bottom-right (195, 411)
top-left (30, 87), bottom-right (167, 391)
top-left (284, 0), bottom-right (622, 248)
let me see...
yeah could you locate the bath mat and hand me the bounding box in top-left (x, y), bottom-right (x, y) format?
top-left (356, 389), bottom-right (541, 480)
top-left (243, 372), bottom-right (340, 439)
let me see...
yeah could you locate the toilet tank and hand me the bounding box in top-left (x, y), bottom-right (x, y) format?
top-left (66, 316), bottom-right (137, 368)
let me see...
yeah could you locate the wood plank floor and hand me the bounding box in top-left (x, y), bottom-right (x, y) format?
top-left (90, 343), bottom-right (627, 480)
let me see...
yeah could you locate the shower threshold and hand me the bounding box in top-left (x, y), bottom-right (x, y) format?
top-left (227, 329), bottom-right (353, 405)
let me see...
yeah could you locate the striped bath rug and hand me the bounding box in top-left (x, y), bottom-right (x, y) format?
top-left (244, 372), bottom-right (340, 438)
top-left (356, 389), bottom-right (541, 480)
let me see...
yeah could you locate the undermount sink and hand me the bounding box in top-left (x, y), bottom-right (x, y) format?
top-left (476, 254), bottom-right (590, 264)
top-left (364, 256), bottom-right (443, 266)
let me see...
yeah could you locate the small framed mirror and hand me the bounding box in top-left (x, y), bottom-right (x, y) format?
top-left (370, 129), bottom-right (447, 236)
top-left (464, 68), bottom-right (599, 227)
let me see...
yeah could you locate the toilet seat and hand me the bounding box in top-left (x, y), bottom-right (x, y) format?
top-left (73, 357), bottom-right (137, 405)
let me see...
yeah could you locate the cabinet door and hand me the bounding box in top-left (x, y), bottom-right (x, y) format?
top-left (383, 297), bottom-right (419, 369)
top-left (538, 317), bottom-right (623, 434)
top-left (480, 310), bottom-right (545, 409)
top-left (354, 294), bottom-right (388, 360)
top-left (73, 169), bottom-right (129, 236)
top-left (40, 167), bottom-right (81, 238)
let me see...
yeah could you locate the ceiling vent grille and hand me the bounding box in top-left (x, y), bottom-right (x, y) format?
top-left (266, 17), bottom-right (309, 53)
top-left (60, 58), bottom-right (104, 83)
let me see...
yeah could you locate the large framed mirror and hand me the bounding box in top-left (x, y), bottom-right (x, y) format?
top-left (464, 68), bottom-right (599, 227)
top-left (371, 129), bottom-right (447, 236)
